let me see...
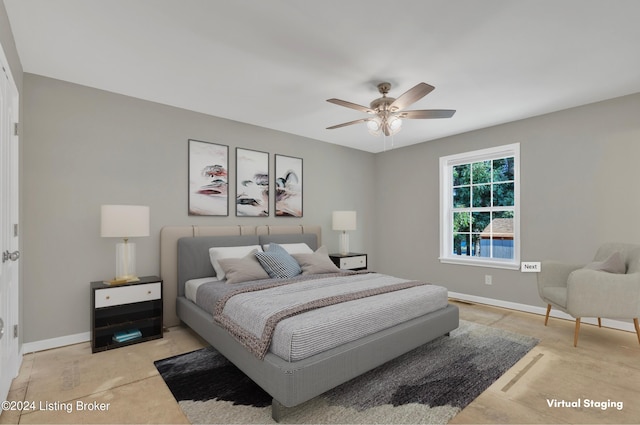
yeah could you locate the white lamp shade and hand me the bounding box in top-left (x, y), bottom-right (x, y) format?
top-left (332, 211), bottom-right (357, 231)
top-left (101, 205), bottom-right (150, 238)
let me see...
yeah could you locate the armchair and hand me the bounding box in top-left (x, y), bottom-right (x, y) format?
top-left (537, 243), bottom-right (640, 347)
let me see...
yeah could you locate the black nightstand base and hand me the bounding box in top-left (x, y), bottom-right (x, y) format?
top-left (329, 253), bottom-right (368, 271)
top-left (91, 276), bottom-right (163, 353)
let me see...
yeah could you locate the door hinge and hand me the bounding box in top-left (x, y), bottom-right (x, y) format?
top-left (13, 122), bottom-right (18, 136)
top-left (13, 224), bottom-right (18, 237)
top-left (13, 324), bottom-right (18, 338)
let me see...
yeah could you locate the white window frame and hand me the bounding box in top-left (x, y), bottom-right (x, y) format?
top-left (439, 143), bottom-right (520, 270)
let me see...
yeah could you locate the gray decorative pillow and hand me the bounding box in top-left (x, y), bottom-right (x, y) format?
top-left (293, 246), bottom-right (341, 275)
top-left (584, 251), bottom-right (626, 274)
top-left (255, 243), bottom-right (302, 278)
top-left (217, 249), bottom-right (270, 284)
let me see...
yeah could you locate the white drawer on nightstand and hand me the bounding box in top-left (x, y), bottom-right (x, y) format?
top-left (95, 282), bottom-right (161, 308)
top-left (339, 255), bottom-right (367, 270)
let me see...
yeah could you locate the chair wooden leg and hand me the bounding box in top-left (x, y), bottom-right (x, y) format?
top-left (545, 304), bottom-right (551, 326)
top-left (634, 318), bottom-right (640, 345)
top-left (574, 318), bottom-right (581, 347)
top-left (597, 317), bottom-right (602, 328)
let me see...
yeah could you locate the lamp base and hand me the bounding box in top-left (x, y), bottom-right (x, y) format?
top-left (105, 277), bottom-right (140, 286)
top-left (115, 240), bottom-right (138, 282)
top-left (339, 232), bottom-right (350, 255)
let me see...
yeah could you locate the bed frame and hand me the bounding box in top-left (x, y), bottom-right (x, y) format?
top-left (160, 225), bottom-right (459, 421)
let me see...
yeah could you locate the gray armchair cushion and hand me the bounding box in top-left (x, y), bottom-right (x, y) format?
top-left (594, 243), bottom-right (640, 273)
top-left (537, 261), bottom-right (584, 290)
top-left (567, 269), bottom-right (640, 318)
top-left (584, 251), bottom-right (626, 274)
top-left (537, 261), bottom-right (584, 311)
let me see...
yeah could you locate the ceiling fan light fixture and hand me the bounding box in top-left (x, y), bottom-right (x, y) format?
top-left (367, 114), bottom-right (402, 137)
top-left (388, 115), bottom-right (402, 134)
top-left (366, 117), bottom-right (382, 135)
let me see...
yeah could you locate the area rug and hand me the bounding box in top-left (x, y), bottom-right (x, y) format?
top-left (155, 320), bottom-right (538, 424)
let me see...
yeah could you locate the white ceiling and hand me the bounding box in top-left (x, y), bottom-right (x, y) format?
top-left (5, 0), bottom-right (640, 153)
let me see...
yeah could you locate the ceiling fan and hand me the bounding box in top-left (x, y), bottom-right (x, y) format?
top-left (326, 82), bottom-right (455, 136)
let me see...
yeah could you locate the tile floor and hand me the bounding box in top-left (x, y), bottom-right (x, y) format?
top-left (2, 301), bottom-right (639, 424)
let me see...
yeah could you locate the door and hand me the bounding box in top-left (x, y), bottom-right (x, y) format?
top-left (0, 45), bottom-right (20, 402)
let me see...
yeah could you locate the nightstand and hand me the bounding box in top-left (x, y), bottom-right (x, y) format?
top-left (329, 253), bottom-right (368, 271)
top-left (91, 276), bottom-right (163, 353)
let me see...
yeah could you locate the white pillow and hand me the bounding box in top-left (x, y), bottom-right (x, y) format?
top-left (262, 243), bottom-right (313, 254)
top-left (209, 245), bottom-right (263, 280)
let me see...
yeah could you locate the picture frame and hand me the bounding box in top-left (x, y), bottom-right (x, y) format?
top-left (188, 139), bottom-right (229, 216)
top-left (236, 148), bottom-right (269, 217)
top-left (274, 154), bottom-right (303, 217)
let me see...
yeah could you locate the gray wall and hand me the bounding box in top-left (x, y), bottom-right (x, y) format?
top-left (22, 74), bottom-right (375, 343)
top-left (373, 92), bottom-right (640, 308)
top-left (19, 69), bottom-right (640, 343)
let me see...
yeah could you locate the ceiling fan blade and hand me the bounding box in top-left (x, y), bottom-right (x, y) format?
top-left (327, 98), bottom-right (373, 114)
top-left (389, 82), bottom-right (435, 111)
top-left (398, 109), bottom-right (456, 119)
top-left (326, 118), bottom-right (371, 130)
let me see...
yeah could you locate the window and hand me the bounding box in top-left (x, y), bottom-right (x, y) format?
top-left (439, 143), bottom-right (520, 269)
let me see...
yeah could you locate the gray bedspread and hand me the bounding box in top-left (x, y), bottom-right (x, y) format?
top-left (195, 272), bottom-right (449, 362)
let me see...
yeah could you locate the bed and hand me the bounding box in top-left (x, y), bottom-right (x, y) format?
top-left (160, 225), bottom-right (459, 421)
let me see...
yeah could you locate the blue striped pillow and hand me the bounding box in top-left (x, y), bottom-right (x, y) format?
top-left (255, 243), bottom-right (302, 278)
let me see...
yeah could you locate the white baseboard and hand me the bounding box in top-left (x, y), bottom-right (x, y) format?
top-left (448, 291), bottom-right (637, 333)
top-left (22, 331), bottom-right (90, 354)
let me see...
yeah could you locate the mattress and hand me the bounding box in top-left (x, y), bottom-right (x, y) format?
top-left (185, 276), bottom-right (219, 304)
top-left (186, 272), bottom-right (448, 361)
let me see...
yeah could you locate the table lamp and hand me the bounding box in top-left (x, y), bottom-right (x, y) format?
top-left (101, 205), bottom-right (150, 283)
top-left (332, 211), bottom-right (356, 255)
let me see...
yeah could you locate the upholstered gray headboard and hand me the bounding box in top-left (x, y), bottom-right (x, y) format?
top-left (160, 225), bottom-right (321, 326)
top-left (259, 233), bottom-right (318, 251)
top-left (177, 234), bottom-right (260, 294)
top-left (176, 232), bottom-right (318, 295)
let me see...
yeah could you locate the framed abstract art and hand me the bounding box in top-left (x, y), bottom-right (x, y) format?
top-left (274, 154), bottom-right (303, 217)
top-left (188, 139), bottom-right (229, 216)
top-left (236, 148), bottom-right (269, 216)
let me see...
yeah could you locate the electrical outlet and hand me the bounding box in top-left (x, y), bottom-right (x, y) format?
top-left (521, 262), bottom-right (541, 272)
top-left (485, 275), bottom-right (492, 285)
